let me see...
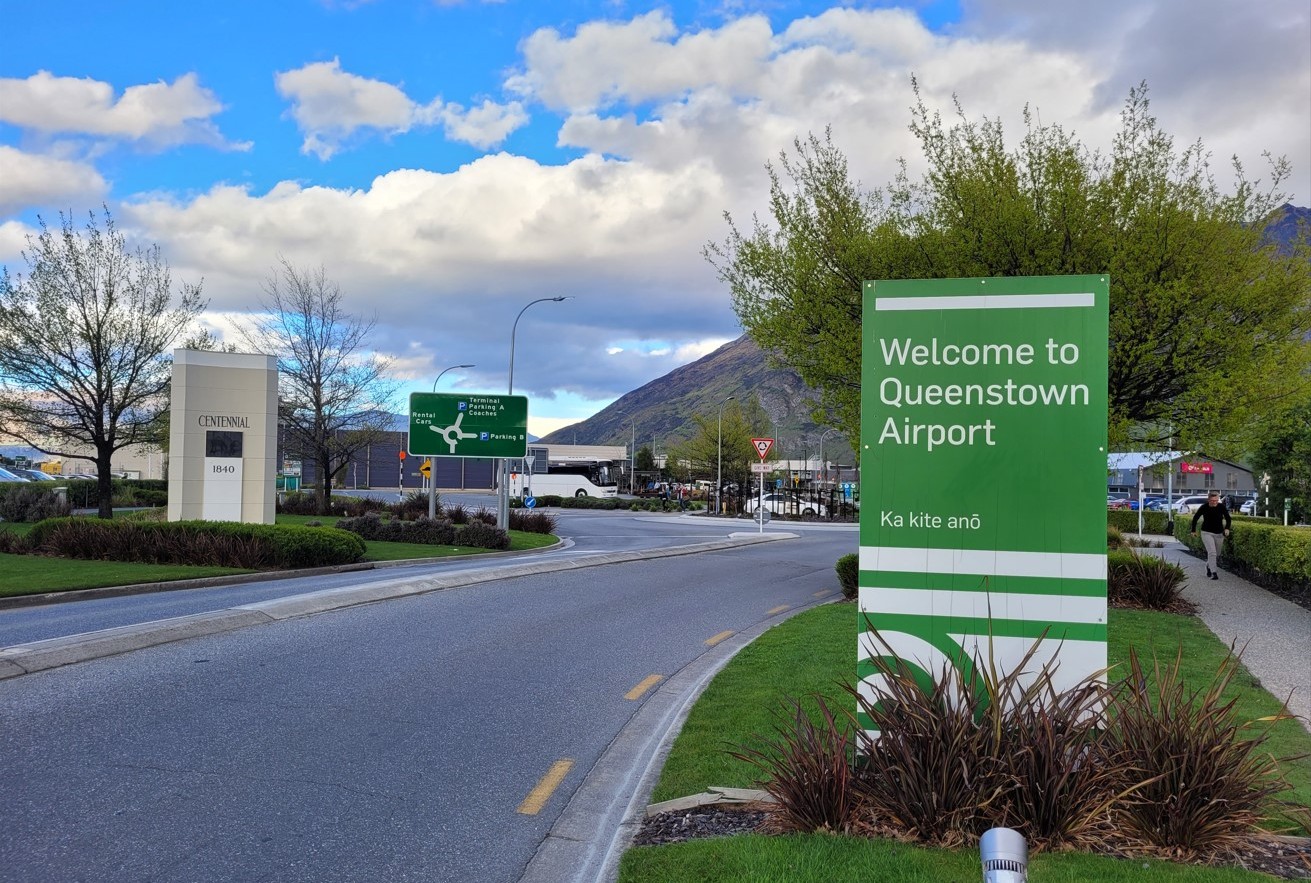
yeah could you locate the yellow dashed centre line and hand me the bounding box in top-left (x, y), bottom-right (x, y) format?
top-left (517, 759), bottom-right (574, 815)
top-left (705, 630), bottom-right (734, 647)
top-left (766, 604), bottom-right (790, 616)
top-left (625, 674), bottom-right (663, 701)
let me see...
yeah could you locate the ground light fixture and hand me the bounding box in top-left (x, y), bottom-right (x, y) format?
top-left (980, 827), bottom-right (1027, 882)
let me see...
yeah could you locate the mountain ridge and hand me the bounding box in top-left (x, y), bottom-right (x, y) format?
top-left (539, 335), bottom-right (848, 461)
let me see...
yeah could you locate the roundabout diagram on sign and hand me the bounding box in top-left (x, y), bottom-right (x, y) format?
top-left (430, 411), bottom-right (477, 453)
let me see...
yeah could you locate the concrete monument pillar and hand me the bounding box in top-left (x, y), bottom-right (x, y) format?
top-left (168, 350), bottom-right (278, 523)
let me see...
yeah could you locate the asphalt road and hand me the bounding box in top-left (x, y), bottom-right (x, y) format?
top-left (0, 515), bottom-right (856, 883)
top-left (0, 509), bottom-right (765, 648)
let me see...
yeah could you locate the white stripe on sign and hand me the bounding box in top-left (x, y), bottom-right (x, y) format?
top-left (873, 292), bottom-right (1096, 312)
top-left (858, 586), bottom-right (1105, 624)
top-left (859, 546), bottom-right (1107, 580)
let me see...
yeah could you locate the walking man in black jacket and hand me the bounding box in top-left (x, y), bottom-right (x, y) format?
top-left (1190, 491), bottom-right (1232, 580)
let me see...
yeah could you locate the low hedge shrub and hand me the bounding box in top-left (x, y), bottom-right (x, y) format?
top-left (1106, 509), bottom-right (1171, 534)
top-left (24, 518), bottom-right (365, 569)
top-left (835, 553), bottom-right (858, 600)
top-left (1174, 517), bottom-right (1311, 605)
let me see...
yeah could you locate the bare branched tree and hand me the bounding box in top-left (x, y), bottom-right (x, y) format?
top-left (241, 259), bottom-right (399, 514)
top-left (0, 209), bottom-right (206, 518)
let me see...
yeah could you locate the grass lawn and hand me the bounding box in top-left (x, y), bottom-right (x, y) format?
top-left (0, 552), bottom-right (250, 597)
top-left (623, 602), bottom-right (1311, 883)
top-left (0, 516), bottom-right (558, 598)
top-left (620, 832), bottom-right (1274, 883)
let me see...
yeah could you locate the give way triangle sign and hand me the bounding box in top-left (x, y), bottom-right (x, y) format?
top-left (751, 437), bottom-right (774, 459)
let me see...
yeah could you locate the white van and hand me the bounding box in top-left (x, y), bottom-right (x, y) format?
top-left (1171, 495), bottom-right (1211, 515)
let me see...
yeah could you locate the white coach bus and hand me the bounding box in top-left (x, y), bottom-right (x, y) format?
top-left (508, 446), bottom-right (620, 498)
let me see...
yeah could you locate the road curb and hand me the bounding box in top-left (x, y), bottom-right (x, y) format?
top-left (0, 533), bottom-right (797, 681)
top-left (517, 600), bottom-right (833, 883)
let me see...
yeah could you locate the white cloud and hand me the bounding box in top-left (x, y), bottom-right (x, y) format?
top-left (507, 11), bottom-right (773, 112)
top-left (276, 59), bottom-right (527, 158)
top-left (0, 71), bottom-right (243, 149)
top-left (0, 220), bottom-right (37, 266)
top-left (91, 4), bottom-right (1309, 412)
top-left (0, 147), bottom-right (107, 217)
top-left (439, 100), bottom-right (530, 150)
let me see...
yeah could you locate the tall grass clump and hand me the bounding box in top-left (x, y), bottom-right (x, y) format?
top-left (733, 627), bottom-right (1306, 860)
top-left (731, 696), bottom-right (861, 833)
top-left (1106, 648), bottom-right (1304, 856)
top-left (1108, 549), bottom-right (1187, 610)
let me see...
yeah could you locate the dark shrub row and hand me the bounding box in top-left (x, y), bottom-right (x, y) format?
top-left (508, 509), bottom-right (558, 534)
top-left (455, 521), bottom-right (510, 550)
top-left (559, 496), bottom-right (622, 510)
top-left (23, 518), bottom-right (365, 569)
top-left (277, 492), bottom-right (391, 518)
top-left (336, 513), bottom-right (510, 550)
top-left (337, 514), bottom-right (456, 544)
top-left (0, 484), bottom-right (72, 523)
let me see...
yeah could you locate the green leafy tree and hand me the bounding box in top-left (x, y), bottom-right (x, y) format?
top-left (239, 259), bottom-right (399, 515)
top-left (707, 84), bottom-right (1311, 457)
top-left (0, 210), bottom-right (206, 517)
top-left (667, 398), bottom-right (773, 491)
top-left (1251, 402), bottom-right (1311, 522)
top-left (634, 444), bottom-right (656, 473)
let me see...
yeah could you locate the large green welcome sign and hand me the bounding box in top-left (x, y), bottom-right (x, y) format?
top-left (859, 276), bottom-right (1109, 726)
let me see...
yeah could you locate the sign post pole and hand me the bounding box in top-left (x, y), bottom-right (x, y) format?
top-left (751, 438), bottom-right (774, 533)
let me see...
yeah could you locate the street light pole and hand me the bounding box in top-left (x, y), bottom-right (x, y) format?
top-left (716, 396), bottom-right (735, 516)
top-left (617, 412), bottom-right (637, 494)
top-left (428, 363), bottom-right (475, 520)
top-left (627, 417), bottom-right (636, 494)
top-left (499, 297), bottom-right (570, 529)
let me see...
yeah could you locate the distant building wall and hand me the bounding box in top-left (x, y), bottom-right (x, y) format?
top-left (1107, 453), bottom-right (1255, 497)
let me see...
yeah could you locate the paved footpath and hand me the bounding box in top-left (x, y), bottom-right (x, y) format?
top-left (1141, 534), bottom-right (1311, 734)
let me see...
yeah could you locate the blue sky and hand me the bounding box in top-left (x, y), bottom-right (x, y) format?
top-left (3, 0), bottom-right (1308, 438)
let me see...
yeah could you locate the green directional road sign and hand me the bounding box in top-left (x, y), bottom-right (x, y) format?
top-left (408, 392), bottom-right (528, 459)
top-left (858, 275), bottom-right (1109, 733)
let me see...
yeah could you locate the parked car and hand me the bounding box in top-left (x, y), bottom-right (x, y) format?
top-left (1106, 495), bottom-right (1131, 510)
top-left (1171, 495), bottom-right (1211, 515)
top-left (1240, 499), bottom-right (1257, 516)
top-left (1142, 496), bottom-right (1168, 511)
top-left (746, 492), bottom-right (828, 518)
top-left (16, 469), bottom-right (57, 481)
top-left (0, 466), bottom-right (31, 483)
